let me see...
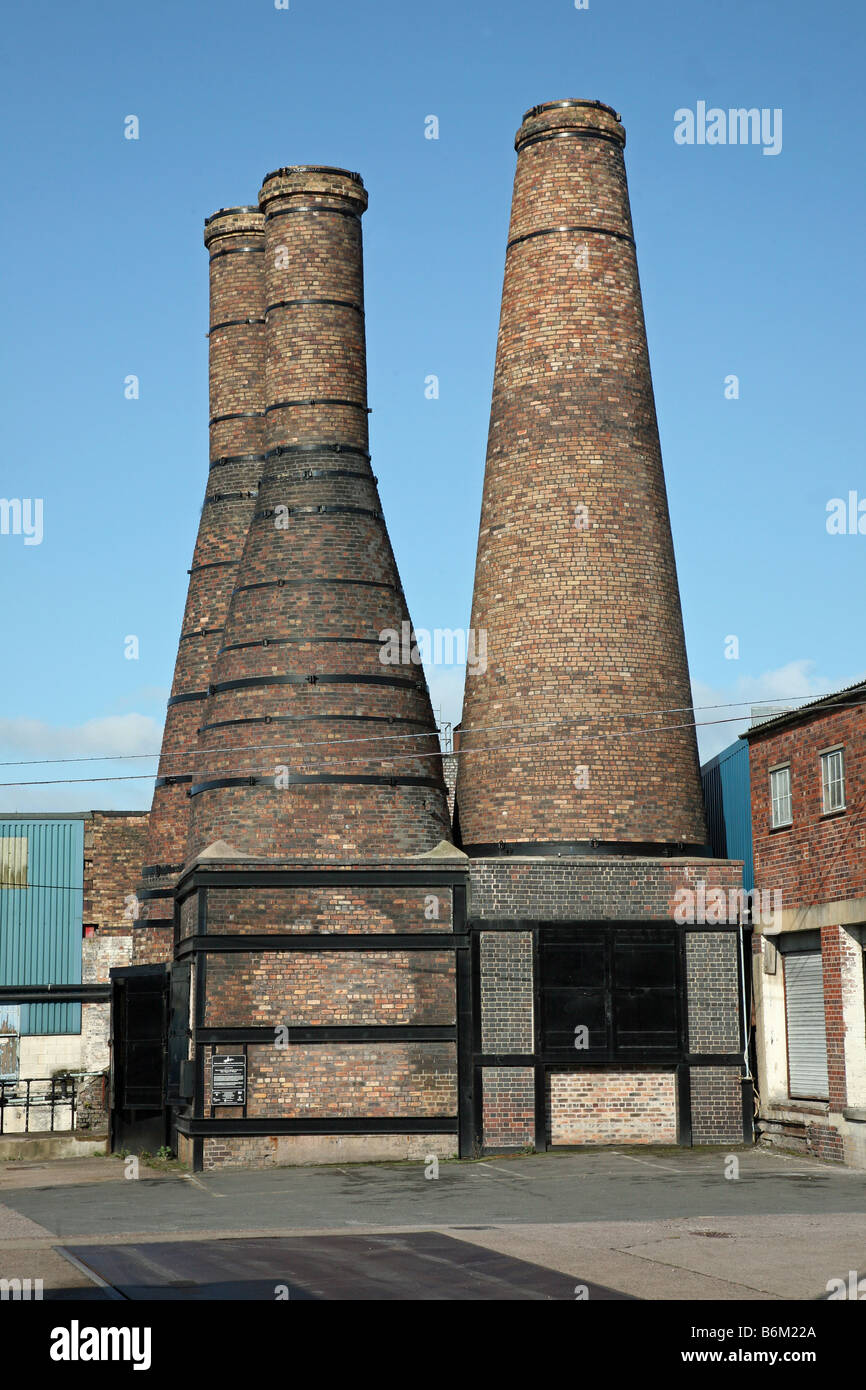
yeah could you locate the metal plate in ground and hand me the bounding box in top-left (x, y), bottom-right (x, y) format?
top-left (60, 1231), bottom-right (634, 1300)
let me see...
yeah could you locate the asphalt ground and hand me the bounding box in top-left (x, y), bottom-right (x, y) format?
top-left (1, 1146), bottom-right (864, 1300)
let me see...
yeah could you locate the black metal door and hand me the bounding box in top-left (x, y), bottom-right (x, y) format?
top-left (110, 965), bottom-right (169, 1153)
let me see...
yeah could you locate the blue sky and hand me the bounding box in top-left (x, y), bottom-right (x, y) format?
top-left (1, 0), bottom-right (863, 810)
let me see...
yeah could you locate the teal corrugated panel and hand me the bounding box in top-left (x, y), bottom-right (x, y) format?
top-left (0, 819), bottom-right (83, 1035)
top-left (700, 741), bottom-right (754, 892)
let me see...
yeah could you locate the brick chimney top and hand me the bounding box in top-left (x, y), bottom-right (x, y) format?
top-left (203, 205), bottom-right (265, 247)
top-left (258, 165), bottom-right (368, 214)
top-left (516, 99), bottom-right (625, 151)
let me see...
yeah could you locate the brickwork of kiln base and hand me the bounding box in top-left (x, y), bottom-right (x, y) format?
top-left (206, 1043), bottom-right (457, 1117)
top-left (548, 1071), bottom-right (677, 1145)
top-left (482, 1068), bottom-right (535, 1149)
top-left (203, 950), bottom-right (455, 1027)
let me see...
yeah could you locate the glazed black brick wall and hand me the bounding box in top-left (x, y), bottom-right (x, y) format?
top-left (457, 101), bottom-right (705, 849)
top-left (480, 931), bottom-right (533, 1052)
top-left (689, 1066), bottom-right (742, 1144)
top-left (685, 932), bottom-right (741, 1053)
top-left (468, 857), bottom-right (743, 920)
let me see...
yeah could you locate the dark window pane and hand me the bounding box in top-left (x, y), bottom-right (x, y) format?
top-left (614, 939), bottom-right (677, 989)
top-left (542, 988), bottom-right (607, 1050)
top-left (542, 943), bottom-right (606, 988)
top-left (614, 990), bottom-right (678, 1050)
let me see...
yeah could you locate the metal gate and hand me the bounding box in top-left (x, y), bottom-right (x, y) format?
top-left (110, 965), bottom-right (169, 1153)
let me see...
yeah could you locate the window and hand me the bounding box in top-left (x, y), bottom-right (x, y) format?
top-left (539, 927), bottom-right (681, 1056)
top-left (769, 765), bottom-right (792, 828)
top-left (821, 748), bottom-right (846, 814)
top-left (0, 837), bottom-right (27, 888)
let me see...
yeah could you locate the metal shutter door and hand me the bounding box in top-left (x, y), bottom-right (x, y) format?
top-left (785, 952), bottom-right (829, 1100)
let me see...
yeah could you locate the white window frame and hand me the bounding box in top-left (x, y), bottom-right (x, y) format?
top-left (769, 763), bottom-right (792, 829)
top-left (820, 745), bottom-right (846, 814)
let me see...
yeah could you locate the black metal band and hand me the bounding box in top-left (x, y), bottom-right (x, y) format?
top-left (140, 863), bottom-right (183, 879)
top-left (189, 774), bottom-right (441, 797)
top-left (219, 636), bottom-right (383, 653)
top-left (203, 491), bottom-right (258, 505)
top-left (209, 452), bottom-right (268, 470)
top-left (208, 317), bottom-right (266, 335)
top-left (204, 205), bottom-right (259, 226)
top-left (255, 504), bottom-right (382, 520)
top-left (267, 467), bottom-right (374, 483)
top-left (209, 410), bottom-right (266, 426)
top-left (209, 246), bottom-right (265, 261)
top-left (516, 128), bottom-right (624, 153)
top-left (507, 223), bottom-right (634, 250)
top-left (166, 690), bottom-right (208, 707)
top-left (179, 626), bottom-right (223, 642)
top-left (199, 713), bottom-right (429, 732)
top-left (461, 839), bottom-right (712, 859)
top-left (209, 673), bottom-right (423, 694)
top-left (265, 399), bottom-right (371, 413)
top-left (265, 204), bottom-right (361, 223)
top-left (154, 775), bottom-right (193, 789)
top-left (265, 298), bottom-right (363, 315)
top-left (264, 442), bottom-right (370, 461)
top-left (175, 1118), bottom-right (455, 1138)
top-left (188, 560), bottom-right (234, 574)
top-left (136, 888), bottom-right (175, 902)
top-left (234, 577), bottom-right (396, 594)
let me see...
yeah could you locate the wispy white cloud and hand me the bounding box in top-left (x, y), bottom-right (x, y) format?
top-left (0, 713), bottom-right (163, 813)
top-left (691, 658), bottom-right (857, 762)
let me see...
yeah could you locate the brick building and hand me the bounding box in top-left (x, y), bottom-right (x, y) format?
top-left (116, 101), bottom-right (749, 1170)
top-left (745, 681), bottom-right (866, 1166)
top-left (0, 811), bottom-right (147, 1134)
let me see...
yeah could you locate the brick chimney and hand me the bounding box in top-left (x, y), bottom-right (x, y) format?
top-left (133, 207), bottom-right (265, 963)
top-left (187, 167), bottom-right (450, 859)
top-left (455, 101), bottom-right (707, 855)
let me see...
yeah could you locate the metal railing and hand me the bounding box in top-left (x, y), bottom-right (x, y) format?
top-left (0, 1073), bottom-right (105, 1136)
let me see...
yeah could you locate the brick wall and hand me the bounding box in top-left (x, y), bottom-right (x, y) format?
top-left (748, 703), bottom-right (865, 909)
top-left (81, 933), bottom-right (132, 1072)
top-left (207, 1042), bottom-right (457, 1117)
top-left (456, 100), bottom-right (706, 850)
top-left (689, 1067), bottom-right (742, 1145)
top-left (482, 1067), bottom-right (534, 1149)
top-left (480, 931), bottom-right (533, 1051)
top-left (686, 932), bottom-right (741, 1052)
top-left (469, 856), bottom-right (743, 920)
top-left (203, 950), bottom-right (455, 1027)
top-left (83, 813), bottom-right (148, 936)
top-left (184, 882), bottom-right (452, 937)
top-left (548, 1071), bottom-right (677, 1145)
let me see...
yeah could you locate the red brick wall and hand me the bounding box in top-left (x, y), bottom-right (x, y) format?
top-left (749, 703), bottom-right (865, 908)
top-left (548, 1070), bottom-right (677, 1145)
top-left (482, 1067), bottom-right (535, 1149)
top-left (203, 950), bottom-right (455, 1027)
top-left (83, 812), bottom-right (149, 936)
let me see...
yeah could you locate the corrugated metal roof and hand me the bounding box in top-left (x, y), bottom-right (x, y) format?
top-left (740, 680), bottom-right (866, 741)
top-left (0, 819), bottom-right (83, 1035)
